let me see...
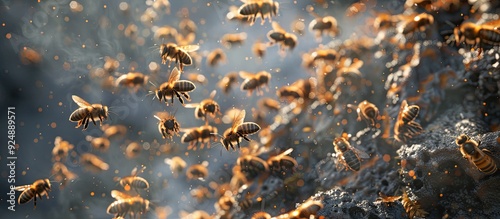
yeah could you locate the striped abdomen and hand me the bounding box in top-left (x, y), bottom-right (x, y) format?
top-left (478, 28), bottom-right (500, 46)
top-left (18, 188), bottom-right (36, 204)
top-left (471, 149), bottom-right (497, 175)
top-left (237, 122), bottom-right (260, 135)
top-left (238, 3), bottom-right (259, 16)
top-left (343, 150), bottom-right (361, 171)
top-left (69, 107), bottom-right (90, 122)
top-left (120, 176), bottom-right (149, 190)
top-left (181, 129), bottom-right (200, 143)
top-left (174, 80), bottom-right (196, 92)
top-left (401, 105), bottom-right (420, 124)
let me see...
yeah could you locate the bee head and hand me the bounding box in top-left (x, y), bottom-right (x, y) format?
top-left (455, 134), bottom-right (469, 145)
top-left (102, 106), bottom-right (109, 119)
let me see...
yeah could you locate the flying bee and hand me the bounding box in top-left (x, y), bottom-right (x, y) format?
top-left (101, 124), bottom-right (127, 139)
top-left (15, 178), bottom-right (51, 207)
top-left (221, 109), bottom-right (261, 150)
top-left (206, 48), bottom-right (227, 67)
top-left (165, 156), bottom-right (187, 178)
top-left (237, 154), bottom-right (269, 179)
top-left (454, 19), bottom-right (500, 49)
top-left (239, 71), bottom-right (271, 96)
top-left (267, 21), bottom-right (298, 53)
top-left (456, 134), bottom-right (497, 175)
top-left (80, 153), bottom-right (109, 173)
top-left (155, 67), bottom-right (196, 105)
top-left (125, 142), bottom-right (142, 159)
top-left (397, 13), bottom-right (434, 35)
top-left (89, 136), bottom-right (111, 152)
top-left (107, 193), bottom-right (150, 219)
top-left (69, 95), bottom-right (109, 130)
top-left (277, 78), bottom-right (314, 102)
top-left (51, 162), bottom-right (77, 189)
top-left (252, 40), bottom-right (268, 59)
top-left (218, 72), bottom-right (239, 94)
top-left (154, 25), bottom-right (177, 41)
top-left (154, 111), bottom-right (180, 140)
top-left (114, 72), bottom-right (149, 89)
top-left (185, 90), bottom-right (221, 123)
top-left (119, 166), bottom-right (150, 192)
top-left (345, 2), bottom-right (366, 17)
top-left (221, 32), bottom-right (247, 48)
top-left (311, 48), bottom-right (339, 63)
top-left (190, 186), bottom-right (212, 203)
top-left (186, 72), bottom-right (208, 85)
top-left (267, 148), bottom-right (298, 175)
top-left (181, 125), bottom-right (218, 150)
top-left (238, 0), bottom-right (279, 26)
top-left (394, 100), bottom-right (423, 143)
top-left (347, 100), bottom-right (379, 127)
top-left (333, 137), bottom-right (370, 171)
top-left (159, 43), bottom-right (199, 70)
top-left (227, 5), bottom-right (251, 24)
top-left (258, 97), bottom-right (280, 112)
top-left (52, 136), bottom-right (74, 162)
top-left (308, 7), bottom-right (339, 41)
top-left (186, 162), bottom-right (209, 181)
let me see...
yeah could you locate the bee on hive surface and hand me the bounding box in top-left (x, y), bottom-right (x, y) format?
top-left (454, 19), bottom-right (500, 50)
top-left (347, 100), bottom-right (379, 127)
top-left (220, 109), bottom-right (261, 150)
top-left (455, 134), bottom-right (497, 175)
top-left (15, 179), bottom-right (51, 207)
top-left (159, 43), bottom-right (199, 71)
top-left (401, 190), bottom-right (428, 219)
top-left (267, 148), bottom-right (298, 176)
top-left (237, 0), bottom-right (279, 26)
top-left (69, 95), bottom-right (109, 130)
top-left (155, 67), bottom-right (196, 105)
top-left (394, 100), bottom-right (423, 143)
top-left (397, 13), bottom-right (434, 35)
top-left (154, 111), bottom-right (181, 140)
top-left (333, 137), bottom-right (370, 171)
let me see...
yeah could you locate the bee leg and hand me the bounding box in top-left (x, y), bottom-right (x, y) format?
top-left (182, 92), bottom-right (190, 100)
top-left (242, 135), bottom-right (251, 142)
top-left (174, 91), bottom-right (184, 104)
top-left (83, 117), bottom-right (90, 130)
top-left (236, 140), bottom-right (241, 149)
top-left (91, 116), bottom-right (97, 126)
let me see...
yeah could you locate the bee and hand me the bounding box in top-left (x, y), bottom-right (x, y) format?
top-left (155, 67), bottom-right (196, 105)
top-left (107, 191), bottom-right (150, 219)
top-left (186, 73), bottom-right (208, 85)
top-left (165, 156), bottom-right (187, 178)
top-left (277, 78), bottom-right (314, 102)
top-left (181, 125), bottom-right (218, 150)
top-left (80, 153), bottom-right (109, 173)
top-left (218, 72), bottom-right (239, 94)
top-left (221, 109), bottom-right (261, 150)
top-left (238, 0), bottom-right (279, 26)
top-left (206, 48), bottom-right (227, 67)
top-left (394, 100), bottom-right (423, 143)
top-left (373, 12), bottom-right (400, 32)
top-left (89, 136), bottom-right (111, 152)
top-left (454, 19), bottom-right (500, 49)
top-left (311, 48), bottom-right (339, 63)
top-left (185, 90), bottom-right (221, 123)
top-left (51, 162), bottom-right (77, 189)
top-left (101, 124), bottom-right (127, 139)
top-left (227, 5), bottom-right (251, 24)
top-left (159, 43), bottom-right (199, 71)
top-left (291, 199), bottom-right (324, 218)
top-left (345, 2), bottom-right (366, 17)
top-left (258, 97), bottom-right (280, 112)
top-left (397, 13), bottom-right (434, 35)
top-left (114, 72), bottom-right (149, 89)
top-left (221, 32), bottom-right (247, 48)
top-left (119, 166), bottom-right (150, 192)
top-left (52, 136), bottom-right (74, 162)
top-left (125, 142), bottom-right (142, 159)
top-left (239, 71), bottom-right (271, 96)
top-left (251, 211), bottom-right (272, 219)
top-left (69, 95), bottom-right (109, 130)
top-left (267, 148), bottom-right (298, 175)
top-left (152, 0), bottom-right (170, 14)
top-left (267, 21), bottom-right (298, 53)
top-left (237, 154), bottom-right (269, 179)
top-left (348, 100), bottom-right (379, 127)
top-left (154, 111), bottom-right (180, 140)
top-left (252, 40), bottom-right (268, 59)
top-left (456, 134), bottom-right (497, 175)
top-left (308, 8), bottom-right (339, 41)
top-left (15, 179), bottom-right (51, 207)
top-left (154, 25), bottom-right (177, 41)
top-left (333, 137), bottom-right (370, 171)
top-left (190, 186), bottom-right (212, 203)
top-left (186, 162), bottom-right (209, 181)
top-left (215, 193), bottom-right (237, 217)
top-left (178, 17), bottom-right (197, 36)
top-left (401, 190), bottom-right (428, 219)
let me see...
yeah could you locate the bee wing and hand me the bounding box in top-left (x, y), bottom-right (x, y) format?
top-left (180, 45), bottom-right (200, 52)
top-left (280, 148), bottom-right (294, 157)
top-left (168, 67), bottom-right (181, 84)
top-left (232, 109), bottom-right (246, 131)
top-left (351, 146), bottom-right (370, 159)
top-left (209, 90), bottom-right (217, 99)
top-left (155, 111), bottom-right (171, 119)
top-left (14, 185), bottom-right (31, 192)
top-left (238, 71), bottom-right (255, 79)
top-left (271, 21), bottom-right (286, 32)
top-left (184, 103), bottom-right (200, 108)
top-left (483, 19), bottom-right (500, 29)
top-left (72, 95), bottom-right (91, 107)
top-left (111, 190), bottom-right (134, 200)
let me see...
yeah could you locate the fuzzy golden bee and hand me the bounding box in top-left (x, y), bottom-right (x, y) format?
top-left (181, 125), bottom-right (218, 150)
top-left (221, 32), bottom-right (247, 48)
top-left (125, 142), bottom-right (142, 159)
top-left (227, 5), bottom-right (251, 24)
top-left (267, 21), bottom-right (298, 52)
top-left (80, 153), bottom-right (109, 173)
top-left (107, 190), bottom-right (150, 219)
top-left (206, 48), bottom-right (227, 67)
top-left (119, 166), bottom-right (150, 192)
top-left (165, 156), bottom-right (187, 178)
top-left (186, 163), bottom-right (209, 181)
top-left (218, 72), bottom-right (239, 94)
top-left (454, 19), bottom-right (500, 49)
top-left (401, 190), bottom-right (428, 219)
top-left (258, 97), bottom-right (280, 112)
top-left (185, 90), bottom-right (221, 123)
top-left (89, 136), bottom-right (110, 152)
top-left (159, 43), bottom-right (199, 70)
top-left (239, 71), bottom-right (271, 96)
top-left (154, 111), bottom-right (181, 140)
top-left (52, 136), bottom-right (74, 162)
top-left (308, 7), bottom-right (339, 41)
top-left (221, 109), bottom-right (261, 150)
top-left (397, 12), bottom-right (434, 35)
top-left (237, 154), bottom-right (269, 178)
top-left (348, 100), bottom-right (379, 127)
top-left (238, 0), bottom-right (279, 26)
top-left (267, 148), bottom-right (298, 175)
top-left (252, 40), bottom-right (268, 59)
top-left (394, 100), bottom-right (423, 143)
top-left (155, 67), bottom-right (196, 105)
top-left (15, 179), bottom-right (51, 207)
top-left (154, 25), bottom-right (177, 41)
top-left (456, 134), bottom-right (497, 175)
top-left (69, 95), bottom-right (109, 130)
top-left (114, 72), bottom-right (149, 89)
top-left (333, 137), bottom-right (369, 171)
top-left (101, 124), bottom-right (127, 139)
